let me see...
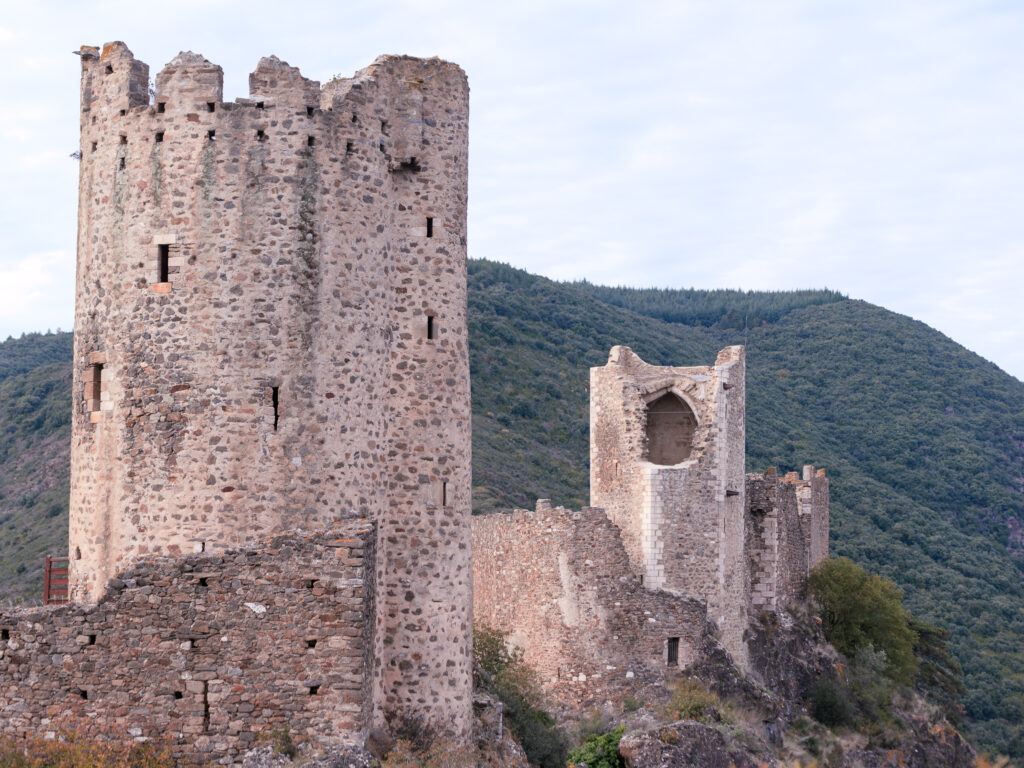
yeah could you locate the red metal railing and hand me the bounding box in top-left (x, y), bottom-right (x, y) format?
top-left (43, 555), bottom-right (69, 605)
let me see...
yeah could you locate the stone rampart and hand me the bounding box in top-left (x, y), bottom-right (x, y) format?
top-left (471, 502), bottom-right (710, 711)
top-left (0, 521), bottom-right (373, 761)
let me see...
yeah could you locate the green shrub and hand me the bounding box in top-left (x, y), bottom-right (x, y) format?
top-left (808, 557), bottom-right (918, 684)
top-left (808, 678), bottom-right (855, 728)
top-left (567, 725), bottom-right (625, 768)
top-left (473, 624), bottom-right (569, 768)
top-left (664, 678), bottom-right (721, 723)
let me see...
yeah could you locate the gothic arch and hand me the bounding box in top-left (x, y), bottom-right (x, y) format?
top-left (644, 391), bottom-right (697, 465)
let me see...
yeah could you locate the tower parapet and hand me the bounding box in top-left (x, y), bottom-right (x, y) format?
top-left (70, 42), bottom-right (471, 736)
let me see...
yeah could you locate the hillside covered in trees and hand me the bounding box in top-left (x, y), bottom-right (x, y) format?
top-left (0, 261), bottom-right (1021, 757)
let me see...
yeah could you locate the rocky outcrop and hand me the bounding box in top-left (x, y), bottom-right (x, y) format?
top-left (618, 721), bottom-right (765, 768)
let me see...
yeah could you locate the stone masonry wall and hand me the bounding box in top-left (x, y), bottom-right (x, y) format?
top-left (589, 346), bottom-right (748, 667)
top-left (70, 42), bottom-right (472, 735)
top-left (745, 466), bottom-right (829, 613)
top-left (0, 522), bottom-right (374, 763)
top-left (472, 502), bottom-right (710, 711)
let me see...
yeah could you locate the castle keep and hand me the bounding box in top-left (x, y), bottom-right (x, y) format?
top-left (0, 41), bottom-right (472, 755)
top-left (473, 346), bottom-right (829, 706)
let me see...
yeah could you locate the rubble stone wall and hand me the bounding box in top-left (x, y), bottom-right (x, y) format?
top-left (70, 42), bottom-right (472, 734)
top-left (0, 524), bottom-right (373, 761)
top-left (471, 503), bottom-right (709, 711)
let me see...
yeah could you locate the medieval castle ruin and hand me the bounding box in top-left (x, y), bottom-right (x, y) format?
top-left (472, 346), bottom-right (829, 709)
top-left (0, 41), bottom-right (828, 762)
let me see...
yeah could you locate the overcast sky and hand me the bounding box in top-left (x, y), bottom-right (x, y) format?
top-left (1, 0), bottom-right (1022, 380)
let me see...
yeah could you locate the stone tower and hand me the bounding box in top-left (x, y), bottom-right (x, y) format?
top-left (70, 42), bottom-right (472, 735)
top-left (590, 345), bottom-right (749, 665)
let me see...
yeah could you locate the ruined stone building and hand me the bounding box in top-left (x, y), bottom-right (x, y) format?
top-left (0, 42), bottom-right (473, 757)
top-left (473, 346), bottom-right (830, 709)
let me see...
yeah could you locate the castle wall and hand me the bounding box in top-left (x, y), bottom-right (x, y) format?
top-left (471, 503), bottom-right (709, 711)
top-left (0, 524), bottom-right (374, 761)
top-left (70, 43), bottom-right (472, 734)
top-left (745, 467), bottom-right (829, 612)
top-left (589, 346), bottom-right (749, 667)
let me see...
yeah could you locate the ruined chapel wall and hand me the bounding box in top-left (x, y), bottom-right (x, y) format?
top-left (0, 524), bottom-right (374, 761)
top-left (71, 42), bottom-right (472, 736)
top-left (589, 346), bottom-right (748, 667)
top-left (472, 504), bottom-right (708, 712)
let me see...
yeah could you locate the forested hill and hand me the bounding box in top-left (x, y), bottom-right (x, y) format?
top-left (1, 261), bottom-right (1022, 757)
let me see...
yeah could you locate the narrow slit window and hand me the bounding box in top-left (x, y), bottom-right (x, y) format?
top-left (158, 244), bottom-right (170, 283)
top-left (667, 637), bottom-right (680, 666)
top-left (118, 157), bottom-right (126, 171)
top-left (157, 102), bottom-right (166, 113)
top-left (206, 102), bottom-right (216, 112)
top-left (257, 129), bottom-right (266, 141)
top-left (120, 135), bottom-right (127, 145)
top-left (87, 363), bottom-right (103, 413)
top-left (426, 315), bottom-right (436, 340)
top-left (441, 481), bottom-right (449, 507)
top-left (307, 135), bottom-right (315, 147)
top-left (91, 142), bottom-right (97, 153)
top-left (271, 386), bottom-right (280, 430)
top-left (75, 546), bottom-right (82, 560)
top-left (154, 132), bottom-right (164, 143)
top-left (426, 217), bottom-right (434, 238)
top-left (1, 629), bottom-right (9, 641)
top-left (346, 141), bottom-right (353, 155)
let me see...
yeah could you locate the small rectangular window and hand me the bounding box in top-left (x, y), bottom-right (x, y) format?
top-left (1, 629), bottom-right (9, 641)
top-left (120, 135), bottom-right (127, 145)
top-left (442, 481), bottom-right (449, 507)
top-left (346, 141), bottom-right (353, 155)
top-left (426, 315), bottom-right (436, 340)
top-left (306, 106), bottom-right (315, 117)
top-left (157, 102), bottom-right (166, 113)
top-left (206, 102), bottom-right (216, 113)
top-left (154, 132), bottom-right (164, 143)
top-left (667, 637), bottom-right (680, 666)
top-left (426, 217), bottom-right (434, 238)
top-left (91, 142), bottom-right (97, 153)
top-left (105, 64), bottom-right (113, 75)
top-left (158, 244), bottom-right (170, 283)
top-left (257, 130), bottom-right (266, 141)
top-left (256, 101), bottom-right (265, 109)
top-left (207, 130), bottom-right (216, 141)
top-left (307, 136), bottom-right (315, 147)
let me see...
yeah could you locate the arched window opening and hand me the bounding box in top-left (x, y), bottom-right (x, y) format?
top-left (645, 392), bottom-right (696, 465)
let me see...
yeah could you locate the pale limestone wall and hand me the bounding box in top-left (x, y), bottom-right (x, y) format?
top-left (70, 42), bottom-right (471, 736)
top-left (471, 502), bottom-right (710, 711)
top-left (590, 346), bottom-right (749, 667)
